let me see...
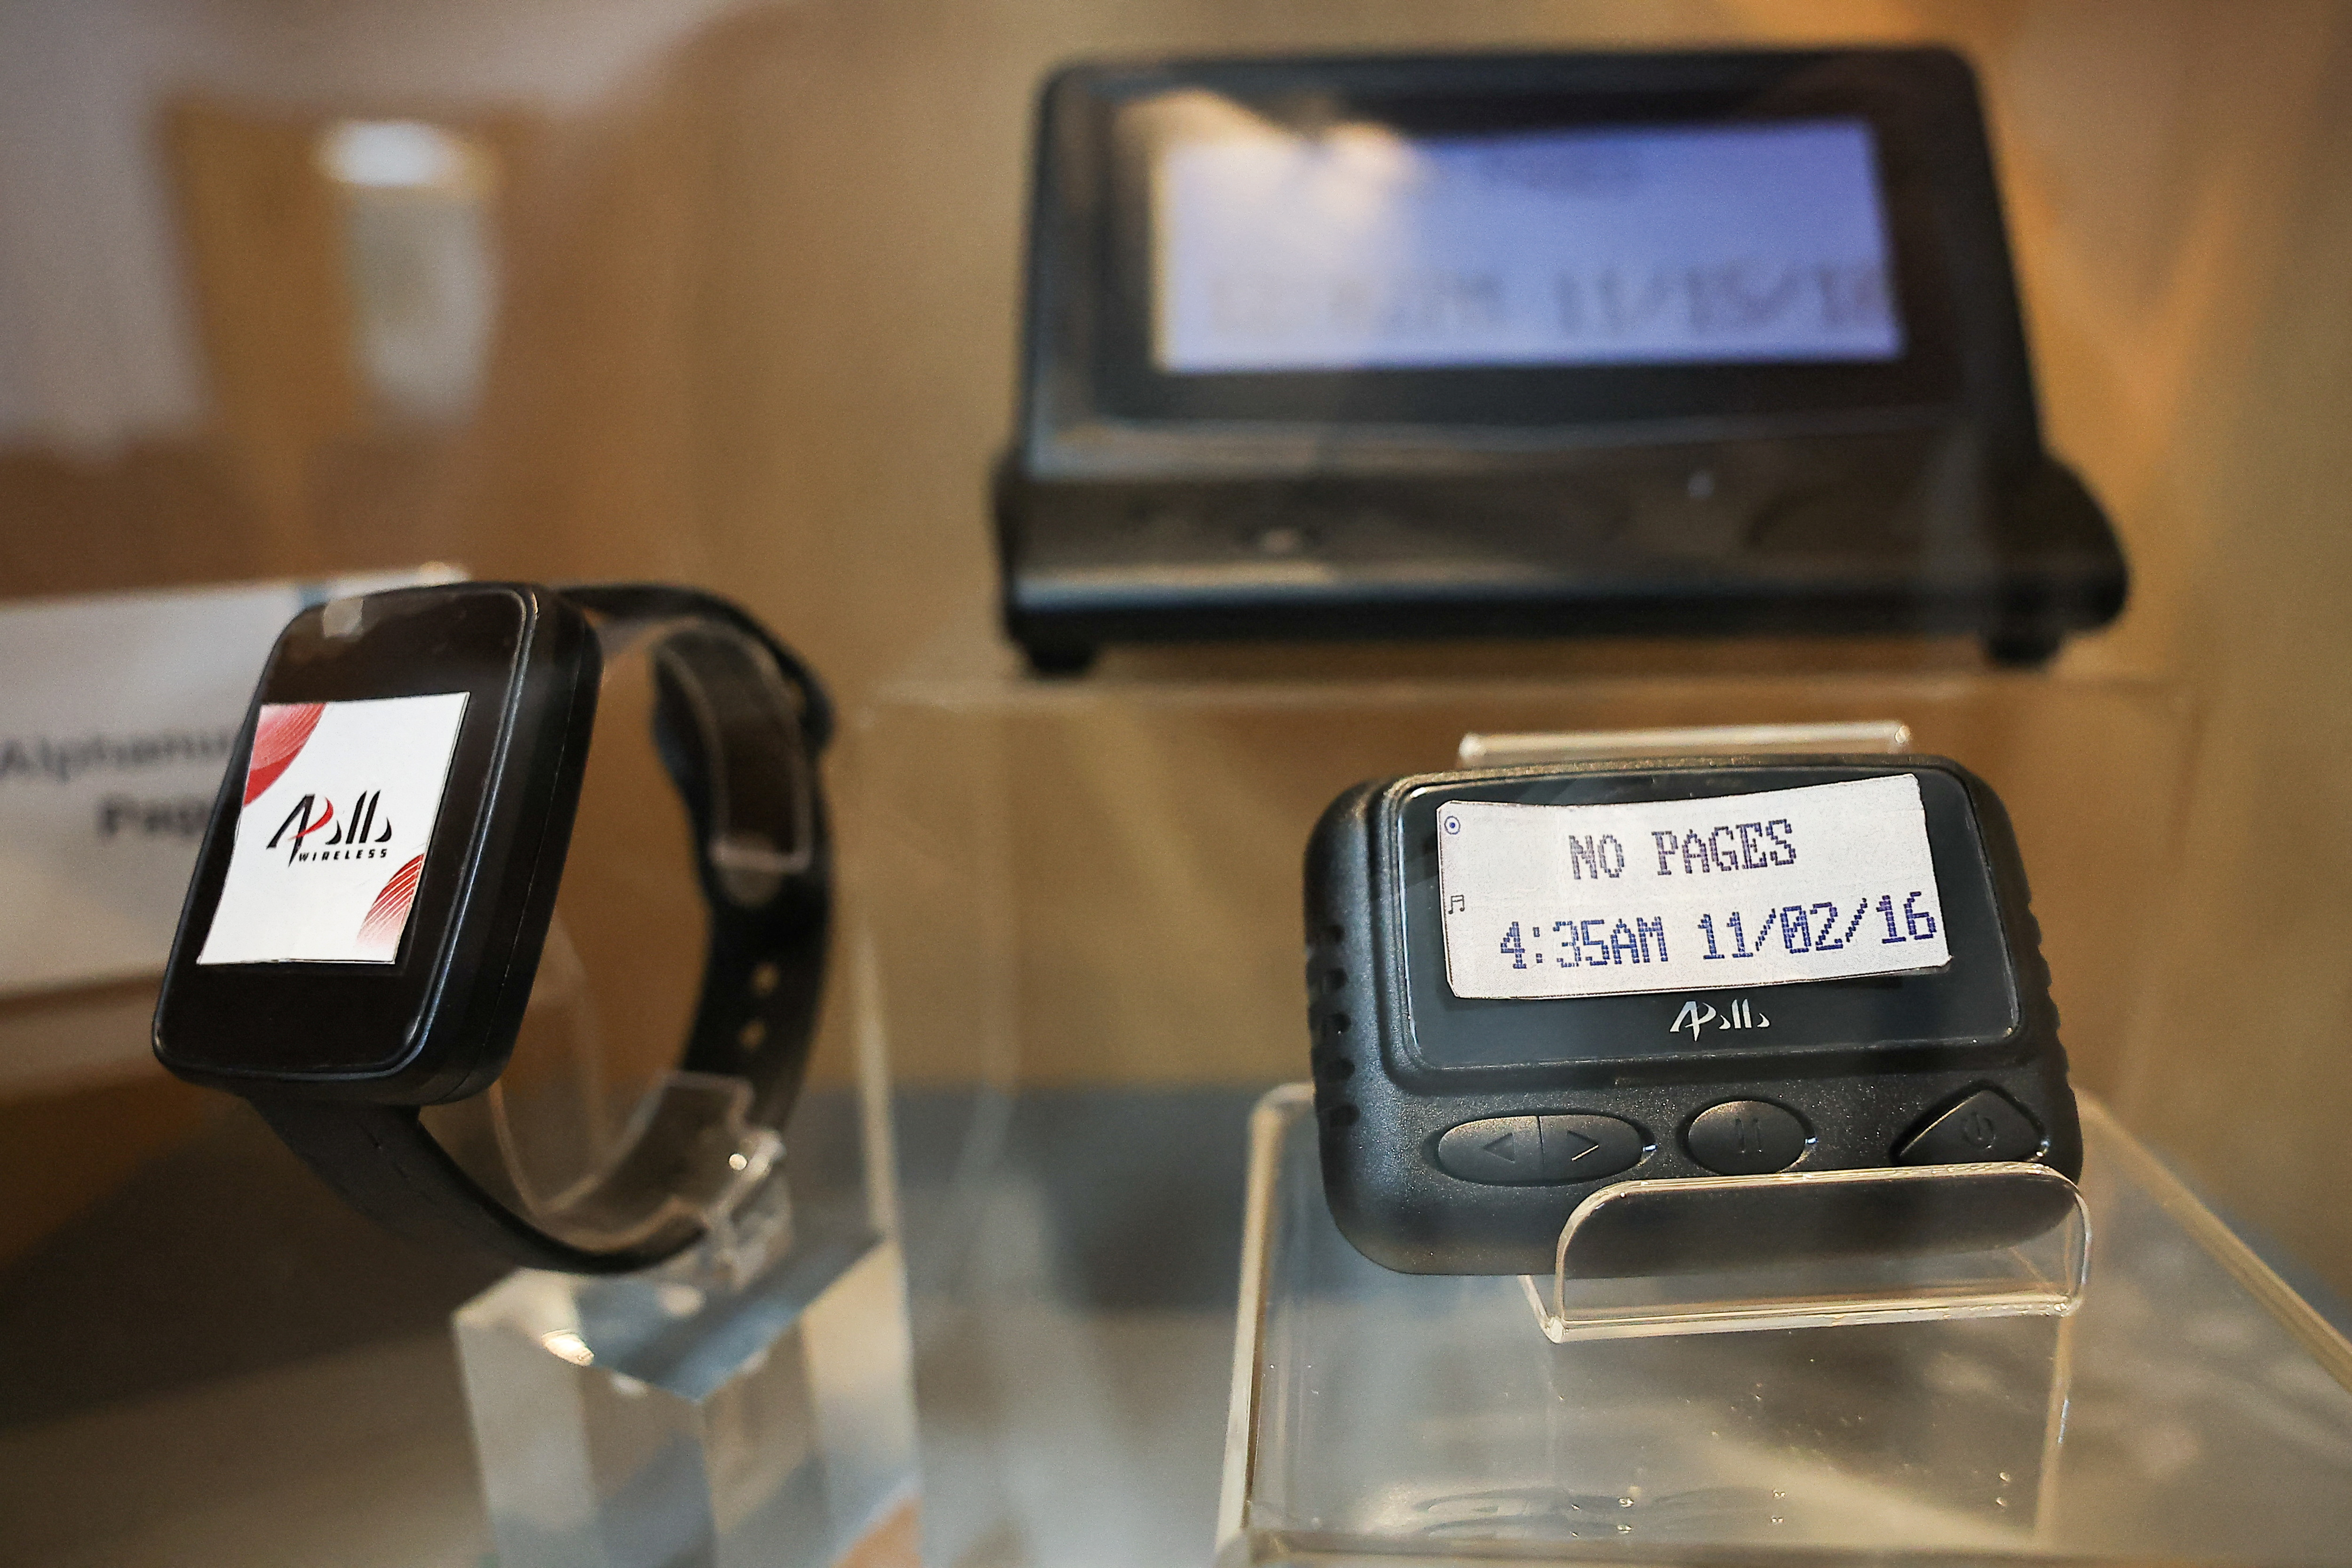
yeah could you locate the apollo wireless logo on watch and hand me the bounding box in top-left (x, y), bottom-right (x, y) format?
top-left (197, 693), bottom-right (468, 966)
top-left (264, 788), bottom-right (398, 864)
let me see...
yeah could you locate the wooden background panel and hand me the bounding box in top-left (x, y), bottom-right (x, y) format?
top-left (0, 0), bottom-right (2347, 1291)
top-left (420, 0), bottom-right (2346, 699)
top-left (2107, 43), bottom-right (2352, 1297)
top-left (167, 99), bottom-right (364, 561)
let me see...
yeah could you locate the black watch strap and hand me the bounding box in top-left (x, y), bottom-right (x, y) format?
top-left (254, 1098), bottom-right (695, 1273)
top-left (258, 584), bottom-right (830, 1274)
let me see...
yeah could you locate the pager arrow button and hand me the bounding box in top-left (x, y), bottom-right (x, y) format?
top-left (1537, 1114), bottom-right (1647, 1181)
top-left (1435, 1116), bottom-right (1544, 1185)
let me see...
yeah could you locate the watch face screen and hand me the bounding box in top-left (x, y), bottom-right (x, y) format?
top-left (154, 583), bottom-right (576, 1085)
top-left (1154, 118), bottom-right (1902, 374)
top-left (196, 693), bottom-right (469, 966)
top-left (1434, 774), bottom-right (1948, 1000)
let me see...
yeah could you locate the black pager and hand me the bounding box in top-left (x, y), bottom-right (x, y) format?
top-left (999, 50), bottom-right (2129, 673)
top-left (1304, 757), bottom-right (2078, 1274)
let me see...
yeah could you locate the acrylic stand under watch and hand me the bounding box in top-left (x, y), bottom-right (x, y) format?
top-left (448, 938), bottom-right (918, 1568)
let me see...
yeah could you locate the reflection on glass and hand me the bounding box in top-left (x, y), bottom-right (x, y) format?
top-left (420, 638), bottom-right (712, 1244)
top-left (1153, 106), bottom-right (1903, 374)
top-left (317, 119), bottom-right (501, 424)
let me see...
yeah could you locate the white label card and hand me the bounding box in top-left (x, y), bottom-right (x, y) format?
top-left (197, 693), bottom-right (468, 965)
top-left (1436, 775), bottom-right (1950, 1000)
top-left (0, 565), bottom-right (461, 999)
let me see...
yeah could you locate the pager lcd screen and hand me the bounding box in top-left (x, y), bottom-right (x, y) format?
top-left (1154, 117), bottom-right (1903, 374)
top-left (1394, 765), bottom-right (2014, 1073)
top-left (1434, 775), bottom-right (1951, 1001)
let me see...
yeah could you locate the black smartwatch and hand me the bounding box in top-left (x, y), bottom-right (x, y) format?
top-left (1305, 756), bottom-right (2080, 1275)
top-left (153, 581), bottom-right (832, 1274)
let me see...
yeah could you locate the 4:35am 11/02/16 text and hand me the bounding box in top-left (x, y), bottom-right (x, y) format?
top-left (1494, 891), bottom-right (1939, 971)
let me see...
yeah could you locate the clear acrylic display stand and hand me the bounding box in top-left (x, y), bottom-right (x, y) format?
top-left (451, 1058), bottom-right (918, 1568)
top-left (1482, 721), bottom-right (2092, 1343)
top-left (1215, 721), bottom-right (2305, 1564)
top-left (849, 658), bottom-right (2352, 1562)
top-left (1532, 1159), bottom-right (2089, 1342)
top-left (444, 613), bottom-right (919, 1568)
top-left (1445, 721), bottom-right (2093, 1340)
top-left (1221, 1083), bottom-right (2352, 1565)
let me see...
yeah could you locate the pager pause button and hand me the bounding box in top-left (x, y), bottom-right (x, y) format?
top-left (1684, 1099), bottom-right (1810, 1174)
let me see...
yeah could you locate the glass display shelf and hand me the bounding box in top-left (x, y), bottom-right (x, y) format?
top-left (848, 660), bottom-right (2191, 1100)
top-left (1220, 1085), bottom-right (2352, 1567)
top-left (849, 659), bottom-right (2206, 1568)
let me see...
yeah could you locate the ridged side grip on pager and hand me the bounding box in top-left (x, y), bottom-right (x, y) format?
top-left (1948, 762), bottom-right (2079, 1171)
top-left (1305, 779), bottom-right (1469, 1273)
top-left (1303, 785), bottom-right (1375, 1124)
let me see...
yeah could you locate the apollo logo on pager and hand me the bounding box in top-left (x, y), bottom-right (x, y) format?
top-left (1670, 997), bottom-right (1770, 1040)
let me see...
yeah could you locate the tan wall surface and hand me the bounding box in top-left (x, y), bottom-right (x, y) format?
top-left (2, 1), bottom-right (2349, 1291)
top-left (418, 0), bottom-right (2352, 1289)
